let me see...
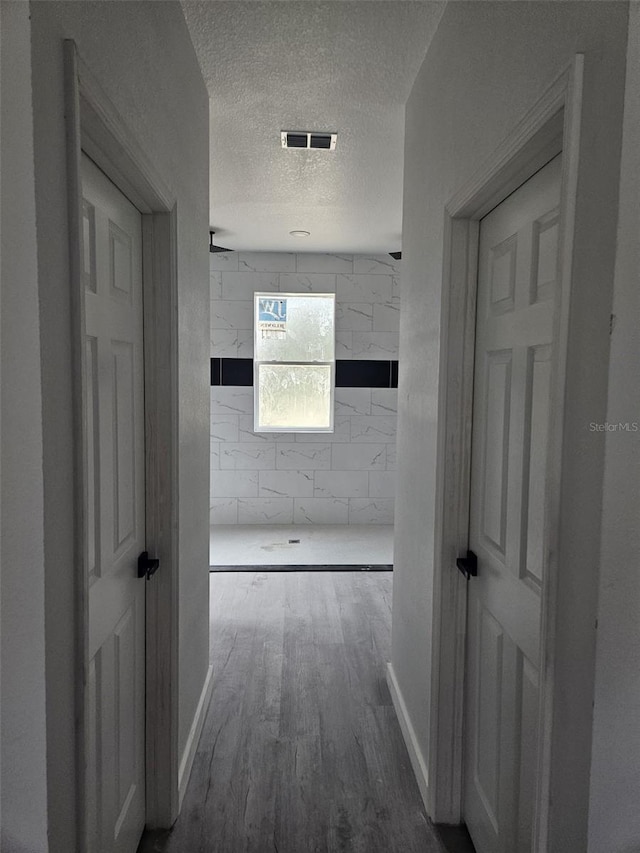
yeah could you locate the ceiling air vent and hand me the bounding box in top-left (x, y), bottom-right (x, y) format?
top-left (281, 131), bottom-right (337, 150)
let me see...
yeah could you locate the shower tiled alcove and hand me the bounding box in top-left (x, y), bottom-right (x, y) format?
top-left (210, 251), bottom-right (400, 525)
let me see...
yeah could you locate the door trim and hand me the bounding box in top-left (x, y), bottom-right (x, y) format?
top-left (429, 55), bottom-right (584, 849)
top-left (64, 40), bottom-right (180, 847)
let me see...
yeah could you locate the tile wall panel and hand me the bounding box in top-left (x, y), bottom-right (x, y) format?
top-left (237, 330), bottom-right (254, 359)
top-left (220, 444), bottom-right (275, 470)
top-left (368, 470), bottom-right (397, 499)
top-left (276, 444), bottom-right (333, 470)
top-left (237, 497), bottom-right (294, 524)
top-left (335, 332), bottom-right (353, 360)
top-left (371, 389), bottom-right (398, 415)
top-left (210, 415), bottom-right (240, 443)
top-left (352, 331), bottom-right (400, 359)
top-left (336, 273), bottom-right (393, 303)
top-left (209, 497), bottom-right (237, 525)
top-left (296, 253), bottom-right (354, 274)
top-left (238, 252), bottom-right (296, 273)
top-left (211, 470), bottom-right (258, 498)
top-left (209, 251), bottom-right (239, 272)
top-left (335, 303), bottom-right (374, 331)
top-left (334, 388), bottom-right (372, 416)
top-left (350, 416), bottom-right (397, 442)
top-left (221, 271), bottom-right (278, 301)
top-left (294, 497), bottom-right (350, 524)
top-left (348, 498), bottom-right (395, 524)
top-left (353, 255), bottom-right (399, 275)
top-left (209, 270), bottom-right (222, 299)
top-left (210, 328), bottom-right (239, 358)
top-left (279, 273), bottom-right (336, 293)
top-left (211, 300), bottom-right (253, 330)
top-left (314, 471), bottom-right (369, 498)
top-left (210, 252), bottom-right (400, 524)
top-left (331, 443), bottom-right (387, 471)
top-left (373, 302), bottom-right (401, 332)
top-left (258, 470), bottom-right (315, 498)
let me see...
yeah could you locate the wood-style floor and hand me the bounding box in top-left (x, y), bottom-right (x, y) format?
top-left (139, 572), bottom-right (474, 853)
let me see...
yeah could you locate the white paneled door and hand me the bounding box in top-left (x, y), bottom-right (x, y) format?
top-left (82, 154), bottom-right (146, 853)
top-left (464, 156), bottom-right (562, 853)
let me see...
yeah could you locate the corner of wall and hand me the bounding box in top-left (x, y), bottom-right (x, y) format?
top-left (588, 6), bottom-right (640, 850)
top-left (0, 1), bottom-right (49, 849)
top-left (386, 662), bottom-right (430, 811)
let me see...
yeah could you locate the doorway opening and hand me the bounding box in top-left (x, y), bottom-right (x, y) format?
top-left (209, 251), bottom-right (400, 573)
top-left (463, 152), bottom-right (562, 853)
top-left (428, 57), bottom-right (584, 850)
top-left (65, 41), bottom-right (181, 848)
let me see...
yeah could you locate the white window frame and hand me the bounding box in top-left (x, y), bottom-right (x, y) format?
top-left (253, 291), bottom-right (336, 433)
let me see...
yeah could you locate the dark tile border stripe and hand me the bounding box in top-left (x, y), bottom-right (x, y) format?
top-left (211, 358), bottom-right (398, 389)
top-left (335, 359), bottom-right (396, 388)
top-left (210, 358), bottom-right (222, 386)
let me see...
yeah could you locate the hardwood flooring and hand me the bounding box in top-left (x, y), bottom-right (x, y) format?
top-left (139, 572), bottom-right (474, 853)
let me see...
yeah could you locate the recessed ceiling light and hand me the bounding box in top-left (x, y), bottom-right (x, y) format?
top-left (289, 230), bottom-right (310, 238)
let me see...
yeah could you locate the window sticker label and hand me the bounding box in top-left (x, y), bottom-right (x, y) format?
top-left (258, 297), bottom-right (287, 333)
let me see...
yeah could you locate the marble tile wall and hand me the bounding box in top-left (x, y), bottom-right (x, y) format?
top-left (210, 252), bottom-right (400, 525)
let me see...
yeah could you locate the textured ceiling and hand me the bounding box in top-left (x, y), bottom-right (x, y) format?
top-left (182, 1), bottom-right (445, 252)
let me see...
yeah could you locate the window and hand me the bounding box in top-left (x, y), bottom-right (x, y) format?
top-left (254, 292), bottom-right (335, 431)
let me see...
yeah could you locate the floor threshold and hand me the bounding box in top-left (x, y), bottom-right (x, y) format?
top-left (210, 563), bottom-right (393, 572)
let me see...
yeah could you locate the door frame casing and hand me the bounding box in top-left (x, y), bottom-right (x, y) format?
top-left (64, 40), bottom-right (180, 846)
top-left (429, 56), bottom-right (584, 849)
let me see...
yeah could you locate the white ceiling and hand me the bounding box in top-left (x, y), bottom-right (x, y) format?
top-left (182, 1), bottom-right (445, 253)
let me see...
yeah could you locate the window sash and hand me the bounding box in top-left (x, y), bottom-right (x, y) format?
top-left (254, 292), bottom-right (336, 364)
top-left (253, 361), bottom-right (335, 433)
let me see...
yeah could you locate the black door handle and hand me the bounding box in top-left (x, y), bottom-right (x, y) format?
top-left (138, 551), bottom-right (160, 580)
top-left (456, 550), bottom-right (478, 579)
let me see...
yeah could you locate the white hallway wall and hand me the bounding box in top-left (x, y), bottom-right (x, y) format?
top-left (210, 251), bottom-right (400, 525)
top-left (0, 3), bottom-right (48, 851)
top-left (588, 4), bottom-right (640, 850)
top-left (7, 2), bottom-right (211, 849)
top-left (394, 1), bottom-right (630, 850)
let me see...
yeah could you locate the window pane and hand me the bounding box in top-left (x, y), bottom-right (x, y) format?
top-left (256, 364), bottom-right (332, 430)
top-left (255, 293), bottom-right (335, 363)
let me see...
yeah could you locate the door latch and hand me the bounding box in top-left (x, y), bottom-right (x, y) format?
top-left (456, 550), bottom-right (478, 579)
top-left (138, 551), bottom-right (160, 580)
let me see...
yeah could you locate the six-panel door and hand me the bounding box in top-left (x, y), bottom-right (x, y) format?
top-left (82, 153), bottom-right (146, 853)
top-left (464, 156), bottom-right (562, 853)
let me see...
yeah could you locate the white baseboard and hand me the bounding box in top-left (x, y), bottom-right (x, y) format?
top-left (178, 664), bottom-right (214, 808)
top-left (386, 662), bottom-right (430, 811)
